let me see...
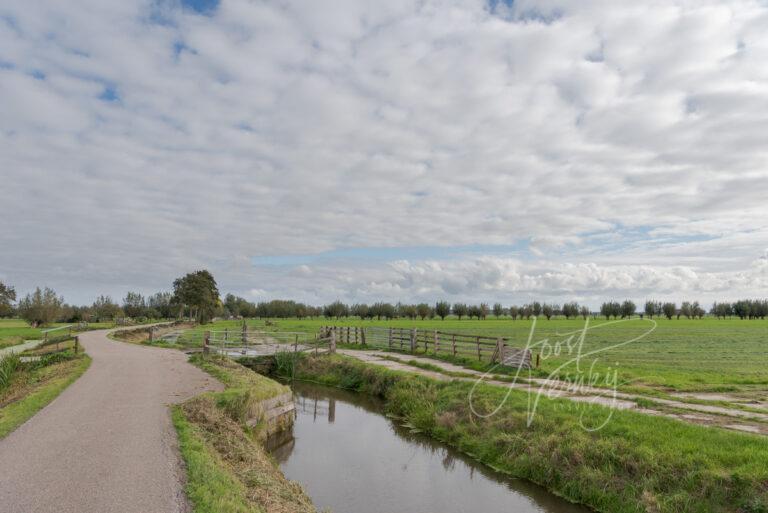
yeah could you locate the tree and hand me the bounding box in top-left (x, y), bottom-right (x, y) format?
top-left (561, 302), bottom-right (576, 319)
top-left (600, 301), bottom-right (621, 319)
top-left (468, 305), bottom-right (481, 319)
top-left (93, 295), bottom-right (123, 321)
top-left (542, 304), bottom-right (554, 320)
top-left (122, 292), bottom-right (146, 319)
top-left (323, 301), bottom-right (349, 319)
top-left (434, 301), bottom-right (450, 320)
top-left (351, 303), bottom-right (369, 319)
top-left (416, 303), bottom-right (432, 320)
top-left (508, 306), bottom-right (519, 320)
top-left (532, 301), bottom-right (542, 317)
top-left (17, 287), bottom-right (63, 327)
top-left (492, 303), bottom-right (504, 318)
top-left (621, 300), bottom-right (636, 318)
top-left (644, 300), bottom-right (661, 319)
top-left (680, 301), bottom-right (693, 319)
top-left (0, 281), bottom-right (16, 317)
top-left (479, 303), bottom-right (489, 320)
top-left (452, 303), bottom-right (468, 321)
top-left (579, 305), bottom-right (590, 320)
top-left (172, 270), bottom-right (220, 324)
top-left (148, 292), bottom-right (174, 319)
top-left (662, 302), bottom-right (676, 320)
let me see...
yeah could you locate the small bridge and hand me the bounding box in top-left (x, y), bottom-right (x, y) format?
top-left (202, 327), bottom-right (335, 357)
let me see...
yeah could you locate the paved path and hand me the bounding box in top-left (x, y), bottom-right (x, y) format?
top-left (339, 349), bottom-right (768, 435)
top-left (0, 329), bottom-right (223, 513)
top-left (0, 339), bottom-right (44, 357)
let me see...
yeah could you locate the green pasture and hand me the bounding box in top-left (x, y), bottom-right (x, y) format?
top-left (187, 316), bottom-right (768, 393)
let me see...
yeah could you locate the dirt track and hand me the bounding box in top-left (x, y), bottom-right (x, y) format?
top-left (0, 329), bottom-right (222, 513)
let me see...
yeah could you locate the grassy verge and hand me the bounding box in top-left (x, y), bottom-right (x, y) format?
top-left (0, 351), bottom-right (91, 438)
top-left (284, 353), bottom-right (768, 513)
top-left (175, 354), bottom-right (316, 513)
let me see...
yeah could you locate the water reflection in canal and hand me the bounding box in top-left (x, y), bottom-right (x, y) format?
top-left (267, 382), bottom-right (591, 513)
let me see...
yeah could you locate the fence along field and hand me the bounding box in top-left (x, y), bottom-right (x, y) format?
top-left (183, 316), bottom-right (768, 394)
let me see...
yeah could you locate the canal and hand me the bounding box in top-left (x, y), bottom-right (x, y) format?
top-left (267, 382), bottom-right (591, 513)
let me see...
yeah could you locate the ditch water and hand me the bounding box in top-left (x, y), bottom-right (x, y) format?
top-left (267, 382), bottom-right (591, 513)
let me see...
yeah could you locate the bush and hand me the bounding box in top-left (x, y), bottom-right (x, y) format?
top-left (0, 353), bottom-right (21, 391)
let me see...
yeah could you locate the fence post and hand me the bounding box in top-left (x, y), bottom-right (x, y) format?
top-left (294, 334), bottom-right (299, 353)
top-left (149, 327), bottom-right (154, 343)
top-left (434, 330), bottom-right (439, 354)
top-left (496, 338), bottom-right (505, 364)
top-left (361, 327), bottom-right (366, 346)
top-left (74, 336), bottom-right (79, 355)
top-left (477, 336), bottom-right (481, 361)
top-left (410, 328), bottom-right (417, 353)
top-left (452, 334), bottom-right (457, 356)
top-left (388, 327), bottom-right (393, 349)
top-left (203, 331), bottom-right (210, 354)
top-left (330, 330), bottom-right (337, 354)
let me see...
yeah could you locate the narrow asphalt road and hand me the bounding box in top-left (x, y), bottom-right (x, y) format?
top-left (0, 329), bottom-right (223, 513)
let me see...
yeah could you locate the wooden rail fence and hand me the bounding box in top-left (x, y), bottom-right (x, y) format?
top-left (319, 326), bottom-right (533, 369)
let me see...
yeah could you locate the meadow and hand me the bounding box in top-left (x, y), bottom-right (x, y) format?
top-left (179, 316), bottom-right (768, 394)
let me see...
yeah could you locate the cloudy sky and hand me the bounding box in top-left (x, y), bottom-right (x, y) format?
top-left (2, 0), bottom-right (768, 307)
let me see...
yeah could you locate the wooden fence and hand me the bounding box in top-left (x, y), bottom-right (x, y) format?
top-left (319, 326), bottom-right (533, 369)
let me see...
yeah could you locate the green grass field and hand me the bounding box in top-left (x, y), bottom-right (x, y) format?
top-left (0, 319), bottom-right (117, 349)
top-left (187, 317), bottom-right (768, 394)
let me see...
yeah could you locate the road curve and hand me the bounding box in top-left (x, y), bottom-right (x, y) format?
top-left (0, 329), bottom-right (222, 513)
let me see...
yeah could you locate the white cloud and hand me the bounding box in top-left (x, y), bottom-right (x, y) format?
top-left (1, 0), bottom-right (767, 304)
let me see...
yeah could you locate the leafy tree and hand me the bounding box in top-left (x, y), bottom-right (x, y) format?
top-left (662, 302), bottom-right (676, 320)
top-left (434, 301), bottom-right (450, 320)
top-left (579, 305), bottom-right (590, 319)
top-left (0, 281), bottom-right (16, 317)
top-left (17, 287), bottom-right (63, 327)
top-left (479, 303), bottom-right (489, 320)
top-left (508, 306), bottom-right (519, 320)
top-left (600, 301), bottom-right (621, 319)
top-left (172, 270), bottom-right (220, 323)
top-left (621, 300), bottom-right (636, 318)
top-left (542, 304), bottom-right (554, 320)
top-left (680, 301), bottom-right (693, 319)
top-left (323, 301), bottom-right (349, 319)
top-left (416, 303), bottom-right (432, 320)
top-left (521, 304), bottom-right (533, 319)
top-left (452, 303), bottom-right (468, 320)
top-left (692, 301), bottom-right (705, 319)
top-left (562, 302), bottom-right (579, 319)
top-left (148, 292), bottom-right (174, 319)
top-left (351, 303), bottom-right (369, 319)
top-left (122, 292), bottom-right (146, 319)
top-left (492, 303), bottom-right (504, 318)
top-left (532, 301), bottom-right (542, 317)
top-left (644, 300), bottom-right (661, 319)
top-left (93, 295), bottom-right (123, 321)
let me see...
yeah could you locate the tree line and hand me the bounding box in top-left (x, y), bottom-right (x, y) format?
top-left (2, 274), bottom-right (766, 327)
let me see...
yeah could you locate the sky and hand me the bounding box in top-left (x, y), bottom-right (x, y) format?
top-left (1, 0), bottom-right (768, 307)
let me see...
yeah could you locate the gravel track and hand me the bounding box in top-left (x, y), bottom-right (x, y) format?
top-left (0, 329), bottom-right (222, 513)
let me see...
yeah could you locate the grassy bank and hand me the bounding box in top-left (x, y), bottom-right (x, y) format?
top-left (279, 353), bottom-right (768, 513)
top-left (174, 354), bottom-right (316, 513)
top-left (0, 351), bottom-right (91, 438)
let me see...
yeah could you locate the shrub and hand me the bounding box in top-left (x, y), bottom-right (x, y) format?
top-left (0, 353), bottom-right (21, 391)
